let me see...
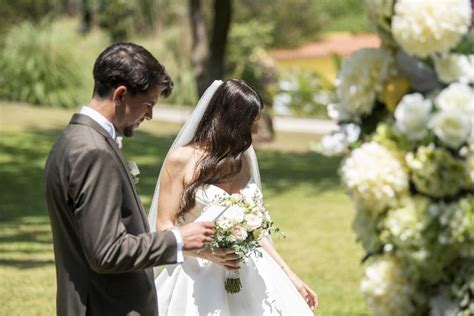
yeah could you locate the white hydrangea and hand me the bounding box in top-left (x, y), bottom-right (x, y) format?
top-left (431, 196), bottom-right (474, 246)
top-left (361, 256), bottom-right (415, 316)
top-left (382, 197), bottom-right (429, 248)
top-left (434, 54), bottom-right (474, 84)
top-left (341, 142), bottom-right (409, 214)
top-left (391, 0), bottom-right (472, 58)
top-left (406, 144), bottom-right (467, 197)
top-left (429, 111), bottom-right (472, 149)
top-left (331, 48), bottom-right (394, 121)
top-left (435, 82), bottom-right (474, 115)
top-left (394, 93), bottom-right (433, 140)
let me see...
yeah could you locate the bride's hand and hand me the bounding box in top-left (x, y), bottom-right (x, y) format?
top-left (197, 248), bottom-right (240, 271)
top-left (285, 269), bottom-right (318, 311)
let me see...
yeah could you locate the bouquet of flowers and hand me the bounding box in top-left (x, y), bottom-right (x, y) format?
top-left (205, 186), bottom-right (278, 294)
top-left (317, 0), bottom-right (474, 314)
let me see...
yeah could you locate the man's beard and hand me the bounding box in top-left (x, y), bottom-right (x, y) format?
top-left (123, 126), bottom-right (135, 137)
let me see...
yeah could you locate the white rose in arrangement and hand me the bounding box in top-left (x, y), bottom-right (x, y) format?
top-left (341, 142), bottom-right (409, 214)
top-left (429, 111), bottom-right (472, 149)
top-left (360, 256), bottom-right (415, 316)
top-left (391, 0), bottom-right (472, 58)
top-left (244, 213), bottom-right (263, 231)
top-left (230, 226), bottom-right (248, 242)
top-left (394, 93), bottom-right (432, 140)
top-left (434, 54), bottom-right (474, 84)
top-left (331, 48), bottom-right (394, 121)
top-left (435, 82), bottom-right (474, 116)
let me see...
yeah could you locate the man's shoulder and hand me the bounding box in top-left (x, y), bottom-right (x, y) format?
top-left (61, 123), bottom-right (109, 148)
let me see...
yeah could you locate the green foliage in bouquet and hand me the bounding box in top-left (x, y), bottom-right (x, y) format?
top-left (0, 20), bottom-right (82, 108)
top-left (318, 0), bottom-right (474, 314)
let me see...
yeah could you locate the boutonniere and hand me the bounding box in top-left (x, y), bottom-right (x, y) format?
top-left (126, 160), bottom-right (140, 184)
top-left (115, 136), bottom-right (123, 149)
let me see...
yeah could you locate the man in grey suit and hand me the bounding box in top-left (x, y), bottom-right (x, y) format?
top-left (44, 43), bottom-right (214, 316)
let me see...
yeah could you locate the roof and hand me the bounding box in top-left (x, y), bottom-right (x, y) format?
top-left (270, 33), bottom-right (381, 60)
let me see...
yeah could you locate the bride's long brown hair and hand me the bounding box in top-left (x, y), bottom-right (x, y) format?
top-left (177, 79), bottom-right (264, 219)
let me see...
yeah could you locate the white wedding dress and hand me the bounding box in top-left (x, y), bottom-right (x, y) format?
top-left (155, 179), bottom-right (313, 316)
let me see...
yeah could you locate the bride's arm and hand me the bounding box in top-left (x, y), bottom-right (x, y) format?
top-left (259, 237), bottom-right (318, 311)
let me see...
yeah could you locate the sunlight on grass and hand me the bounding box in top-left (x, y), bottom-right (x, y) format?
top-left (0, 103), bottom-right (368, 315)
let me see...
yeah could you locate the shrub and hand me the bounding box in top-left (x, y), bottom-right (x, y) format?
top-left (0, 20), bottom-right (82, 107)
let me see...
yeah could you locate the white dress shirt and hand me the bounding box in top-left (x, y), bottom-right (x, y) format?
top-left (79, 106), bottom-right (184, 263)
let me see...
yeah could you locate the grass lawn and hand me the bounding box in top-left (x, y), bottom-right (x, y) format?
top-left (0, 103), bottom-right (368, 315)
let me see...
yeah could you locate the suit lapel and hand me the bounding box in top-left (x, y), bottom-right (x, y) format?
top-left (69, 114), bottom-right (150, 231)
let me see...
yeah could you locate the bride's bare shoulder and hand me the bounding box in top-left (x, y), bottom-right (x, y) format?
top-left (165, 146), bottom-right (196, 166)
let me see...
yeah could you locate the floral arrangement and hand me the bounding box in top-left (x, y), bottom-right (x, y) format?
top-left (318, 0), bottom-right (474, 314)
top-left (206, 184), bottom-right (278, 293)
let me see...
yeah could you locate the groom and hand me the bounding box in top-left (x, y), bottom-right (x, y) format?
top-left (44, 43), bottom-right (214, 316)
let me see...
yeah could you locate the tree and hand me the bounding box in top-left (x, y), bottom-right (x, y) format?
top-left (189, 0), bottom-right (232, 97)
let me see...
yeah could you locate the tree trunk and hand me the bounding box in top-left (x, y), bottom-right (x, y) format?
top-left (62, 0), bottom-right (79, 15)
top-left (189, 0), bottom-right (210, 97)
top-left (189, 0), bottom-right (232, 97)
top-left (208, 0), bottom-right (232, 81)
top-left (79, 0), bottom-right (93, 33)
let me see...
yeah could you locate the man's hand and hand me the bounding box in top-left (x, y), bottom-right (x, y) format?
top-left (179, 222), bottom-right (214, 251)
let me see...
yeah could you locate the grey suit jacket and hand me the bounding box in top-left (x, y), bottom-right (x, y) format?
top-left (44, 114), bottom-right (177, 316)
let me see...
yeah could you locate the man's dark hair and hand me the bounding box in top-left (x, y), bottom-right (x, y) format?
top-left (92, 42), bottom-right (173, 98)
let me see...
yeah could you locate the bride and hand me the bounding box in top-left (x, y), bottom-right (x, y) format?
top-left (148, 79), bottom-right (318, 315)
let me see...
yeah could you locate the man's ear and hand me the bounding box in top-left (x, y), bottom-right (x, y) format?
top-left (112, 86), bottom-right (127, 106)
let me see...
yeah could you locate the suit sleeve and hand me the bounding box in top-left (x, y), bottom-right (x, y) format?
top-left (68, 147), bottom-right (178, 274)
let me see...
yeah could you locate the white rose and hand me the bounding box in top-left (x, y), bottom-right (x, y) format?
top-left (231, 226), bottom-right (248, 242)
top-left (244, 213), bottom-right (263, 231)
top-left (435, 82), bottom-right (474, 116)
top-left (429, 112), bottom-right (472, 149)
top-left (434, 54), bottom-right (474, 84)
top-left (394, 93), bottom-right (432, 140)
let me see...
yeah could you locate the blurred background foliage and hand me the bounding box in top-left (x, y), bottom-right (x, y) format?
top-left (0, 0), bottom-right (369, 114)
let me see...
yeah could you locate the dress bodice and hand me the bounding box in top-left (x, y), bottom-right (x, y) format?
top-left (177, 178), bottom-right (261, 225)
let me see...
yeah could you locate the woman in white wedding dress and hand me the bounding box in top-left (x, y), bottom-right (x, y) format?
top-left (149, 79), bottom-right (317, 315)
